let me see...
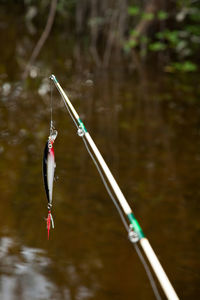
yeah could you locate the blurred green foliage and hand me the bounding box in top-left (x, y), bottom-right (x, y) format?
top-left (1, 0), bottom-right (199, 72)
top-left (126, 1), bottom-right (200, 72)
top-left (128, 5), bottom-right (140, 16)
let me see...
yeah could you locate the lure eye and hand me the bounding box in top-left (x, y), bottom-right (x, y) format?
top-left (48, 142), bottom-right (52, 149)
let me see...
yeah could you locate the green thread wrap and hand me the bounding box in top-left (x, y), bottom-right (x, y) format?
top-left (128, 213), bottom-right (145, 239)
top-left (78, 118), bottom-right (87, 132)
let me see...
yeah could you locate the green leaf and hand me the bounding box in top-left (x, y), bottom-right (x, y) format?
top-left (124, 38), bottom-right (138, 52)
top-left (157, 10), bottom-right (169, 20)
top-left (128, 6), bottom-right (140, 16)
top-left (142, 12), bottom-right (154, 21)
top-left (149, 42), bottom-right (166, 51)
top-left (128, 39), bottom-right (138, 48)
top-left (165, 30), bottom-right (180, 45)
top-left (188, 7), bottom-right (200, 22)
top-left (186, 25), bottom-right (200, 36)
top-left (140, 35), bottom-right (149, 43)
top-left (129, 29), bottom-right (139, 37)
top-left (155, 31), bottom-right (166, 39)
top-left (171, 61), bottom-right (198, 72)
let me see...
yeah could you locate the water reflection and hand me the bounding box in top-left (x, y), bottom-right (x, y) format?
top-left (0, 237), bottom-right (53, 300)
top-left (0, 236), bottom-right (99, 300)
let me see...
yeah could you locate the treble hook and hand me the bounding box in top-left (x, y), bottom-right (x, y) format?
top-left (47, 210), bottom-right (54, 240)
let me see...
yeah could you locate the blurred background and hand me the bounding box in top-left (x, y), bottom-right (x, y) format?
top-left (0, 1), bottom-right (200, 299)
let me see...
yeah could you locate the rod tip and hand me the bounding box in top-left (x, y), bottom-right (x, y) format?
top-left (49, 74), bottom-right (57, 82)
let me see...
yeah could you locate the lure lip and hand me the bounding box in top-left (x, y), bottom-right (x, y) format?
top-left (49, 130), bottom-right (58, 143)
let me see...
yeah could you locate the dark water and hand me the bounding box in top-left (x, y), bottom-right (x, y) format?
top-left (0, 8), bottom-right (200, 300)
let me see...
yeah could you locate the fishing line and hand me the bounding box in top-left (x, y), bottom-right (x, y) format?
top-left (50, 79), bottom-right (53, 123)
top-left (82, 136), bottom-right (162, 300)
top-left (50, 78), bottom-right (53, 131)
top-left (57, 87), bottom-right (128, 228)
top-left (82, 135), bottom-right (129, 232)
top-left (55, 83), bottom-right (162, 299)
top-left (60, 93), bottom-right (79, 129)
top-left (134, 242), bottom-right (162, 300)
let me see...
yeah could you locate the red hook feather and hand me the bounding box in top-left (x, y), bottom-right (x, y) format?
top-left (47, 211), bottom-right (52, 240)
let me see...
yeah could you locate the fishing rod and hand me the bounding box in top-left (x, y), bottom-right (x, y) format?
top-left (50, 74), bottom-right (179, 300)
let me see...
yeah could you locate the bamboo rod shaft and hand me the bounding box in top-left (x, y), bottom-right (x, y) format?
top-left (140, 238), bottom-right (179, 300)
top-left (85, 132), bottom-right (132, 214)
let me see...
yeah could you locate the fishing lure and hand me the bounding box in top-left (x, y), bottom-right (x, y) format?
top-left (43, 122), bottom-right (57, 239)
